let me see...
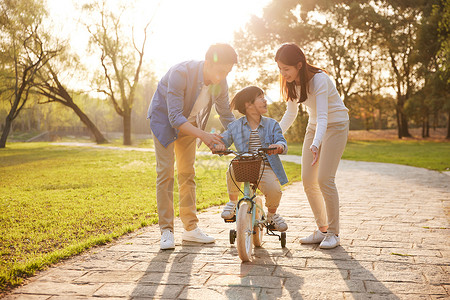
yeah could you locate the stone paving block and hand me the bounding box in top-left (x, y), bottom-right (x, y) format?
top-left (206, 274), bottom-right (284, 289)
top-left (286, 276), bottom-right (365, 293)
top-left (73, 270), bottom-right (146, 283)
top-left (3, 295), bottom-right (52, 300)
top-left (10, 281), bottom-right (102, 297)
top-left (177, 286), bottom-right (229, 300)
top-left (365, 280), bottom-right (447, 295)
top-left (93, 282), bottom-right (184, 298)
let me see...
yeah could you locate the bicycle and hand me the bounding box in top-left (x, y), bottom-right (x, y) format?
top-left (214, 147), bottom-right (287, 262)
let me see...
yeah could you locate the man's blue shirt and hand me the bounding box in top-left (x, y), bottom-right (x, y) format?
top-left (147, 60), bottom-right (235, 147)
top-left (220, 116), bottom-right (289, 185)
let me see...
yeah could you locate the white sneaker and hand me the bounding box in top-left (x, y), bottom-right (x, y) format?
top-left (319, 233), bottom-right (340, 249)
top-left (160, 230), bottom-right (175, 250)
top-left (221, 201), bottom-right (236, 219)
top-left (267, 213), bottom-right (288, 232)
top-left (182, 227), bottom-right (215, 244)
top-left (299, 229), bottom-right (326, 244)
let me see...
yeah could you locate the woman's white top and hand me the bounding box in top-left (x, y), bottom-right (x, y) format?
top-left (279, 71), bottom-right (349, 149)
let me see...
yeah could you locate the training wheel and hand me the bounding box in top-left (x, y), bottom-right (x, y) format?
top-left (281, 232), bottom-right (286, 248)
top-left (229, 229), bottom-right (236, 244)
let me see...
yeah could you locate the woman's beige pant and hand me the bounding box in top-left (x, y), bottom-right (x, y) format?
top-left (152, 130), bottom-right (198, 233)
top-left (301, 121), bottom-right (349, 235)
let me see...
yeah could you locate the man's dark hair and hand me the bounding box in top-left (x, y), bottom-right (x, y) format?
top-left (205, 43), bottom-right (238, 64)
top-left (231, 86), bottom-right (264, 115)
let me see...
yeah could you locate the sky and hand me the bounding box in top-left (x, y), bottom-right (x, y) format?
top-left (46, 0), bottom-right (276, 98)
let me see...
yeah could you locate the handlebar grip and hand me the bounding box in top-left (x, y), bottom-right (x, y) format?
top-left (213, 150), bottom-right (233, 155)
top-left (258, 147), bottom-right (277, 152)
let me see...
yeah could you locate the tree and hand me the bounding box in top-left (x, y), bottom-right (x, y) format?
top-left (0, 0), bottom-right (61, 148)
top-left (33, 51), bottom-right (108, 144)
top-left (232, 1), bottom-right (381, 128)
top-left (82, 1), bottom-right (151, 145)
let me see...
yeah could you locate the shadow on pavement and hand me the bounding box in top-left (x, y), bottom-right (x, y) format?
top-left (328, 247), bottom-right (400, 299)
top-left (130, 242), bottom-right (198, 298)
top-left (225, 247), bottom-right (304, 299)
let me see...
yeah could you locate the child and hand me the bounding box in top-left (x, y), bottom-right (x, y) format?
top-left (214, 86), bottom-right (289, 231)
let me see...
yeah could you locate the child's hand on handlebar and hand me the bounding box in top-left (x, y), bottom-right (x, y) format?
top-left (267, 144), bottom-right (283, 155)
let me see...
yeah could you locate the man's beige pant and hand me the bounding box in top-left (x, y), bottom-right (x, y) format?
top-left (227, 163), bottom-right (282, 210)
top-left (153, 130), bottom-right (198, 233)
top-left (301, 120), bottom-right (349, 235)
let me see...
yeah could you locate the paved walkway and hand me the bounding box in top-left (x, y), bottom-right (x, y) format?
top-left (4, 157), bottom-right (450, 299)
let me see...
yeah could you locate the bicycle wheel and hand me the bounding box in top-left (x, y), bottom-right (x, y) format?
top-left (253, 196), bottom-right (263, 247)
top-left (236, 202), bottom-right (253, 262)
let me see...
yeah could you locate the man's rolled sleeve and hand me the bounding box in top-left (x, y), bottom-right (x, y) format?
top-left (167, 69), bottom-right (189, 128)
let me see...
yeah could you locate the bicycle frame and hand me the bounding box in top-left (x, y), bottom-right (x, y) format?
top-left (235, 182), bottom-right (266, 233)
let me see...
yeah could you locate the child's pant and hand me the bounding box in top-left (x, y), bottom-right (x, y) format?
top-left (227, 163), bottom-right (282, 210)
top-left (301, 120), bottom-right (349, 235)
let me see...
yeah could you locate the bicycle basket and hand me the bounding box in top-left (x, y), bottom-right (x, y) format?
top-left (231, 154), bottom-right (262, 183)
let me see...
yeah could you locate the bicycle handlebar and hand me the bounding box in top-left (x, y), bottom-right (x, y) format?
top-left (212, 147), bottom-right (277, 156)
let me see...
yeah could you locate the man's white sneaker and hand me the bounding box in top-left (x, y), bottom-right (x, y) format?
top-left (267, 213), bottom-right (288, 232)
top-left (319, 233), bottom-right (340, 249)
top-left (160, 230), bottom-right (175, 250)
top-left (221, 201), bottom-right (236, 219)
top-left (182, 227), bottom-right (215, 243)
top-left (299, 229), bottom-right (326, 244)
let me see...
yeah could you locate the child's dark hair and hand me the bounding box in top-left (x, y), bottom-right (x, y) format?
top-left (231, 86), bottom-right (264, 115)
top-left (205, 43), bottom-right (238, 65)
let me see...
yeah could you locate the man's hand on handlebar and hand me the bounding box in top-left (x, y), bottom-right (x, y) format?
top-left (212, 142), bottom-right (227, 153)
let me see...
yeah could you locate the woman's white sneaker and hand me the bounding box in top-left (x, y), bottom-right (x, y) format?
top-left (319, 233), bottom-right (340, 249)
top-left (160, 230), bottom-right (175, 250)
top-left (299, 229), bottom-right (326, 244)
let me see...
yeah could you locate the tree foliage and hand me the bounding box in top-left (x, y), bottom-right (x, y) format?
top-left (232, 0), bottom-right (450, 139)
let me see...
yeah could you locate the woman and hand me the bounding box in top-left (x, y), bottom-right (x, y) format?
top-left (276, 43), bottom-right (349, 249)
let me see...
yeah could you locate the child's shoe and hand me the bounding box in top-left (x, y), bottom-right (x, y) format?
top-left (221, 201), bottom-right (236, 219)
top-left (267, 213), bottom-right (288, 232)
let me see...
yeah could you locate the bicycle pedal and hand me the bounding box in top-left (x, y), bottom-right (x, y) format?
top-left (224, 215), bottom-right (236, 223)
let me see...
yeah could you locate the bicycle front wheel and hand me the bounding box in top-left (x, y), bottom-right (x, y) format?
top-left (236, 202), bottom-right (253, 262)
top-left (253, 196), bottom-right (263, 247)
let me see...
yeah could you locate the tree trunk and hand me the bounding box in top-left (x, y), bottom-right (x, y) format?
top-left (396, 105), bottom-right (402, 139)
top-left (68, 103), bottom-right (108, 144)
top-left (400, 112), bottom-right (411, 137)
top-left (447, 110), bottom-right (450, 140)
top-left (0, 115), bottom-right (13, 148)
top-left (123, 111), bottom-right (132, 145)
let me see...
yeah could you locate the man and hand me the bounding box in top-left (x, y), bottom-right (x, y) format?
top-left (147, 43), bottom-right (237, 250)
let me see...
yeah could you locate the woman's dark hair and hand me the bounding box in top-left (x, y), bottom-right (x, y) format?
top-left (275, 43), bottom-right (325, 103)
top-left (205, 43), bottom-right (238, 65)
top-left (231, 86), bottom-right (264, 115)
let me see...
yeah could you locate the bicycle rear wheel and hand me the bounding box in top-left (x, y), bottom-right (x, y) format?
top-left (236, 202), bottom-right (253, 262)
top-left (253, 197), bottom-right (263, 247)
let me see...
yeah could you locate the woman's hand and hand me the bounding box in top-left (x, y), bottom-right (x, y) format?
top-left (267, 144), bottom-right (283, 155)
top-left (310, 145), bottom-right (319, 166)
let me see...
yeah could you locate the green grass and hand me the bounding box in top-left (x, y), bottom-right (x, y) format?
top-left (0, 142), bottom-right (300, 292)
top-left (287, 140), bottom-right (450, 171)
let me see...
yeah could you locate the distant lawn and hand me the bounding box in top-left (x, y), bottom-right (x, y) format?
top-left (287, 140), bottom-right (450, 171)
top-left (0, 143), bottom-right (300, 292)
